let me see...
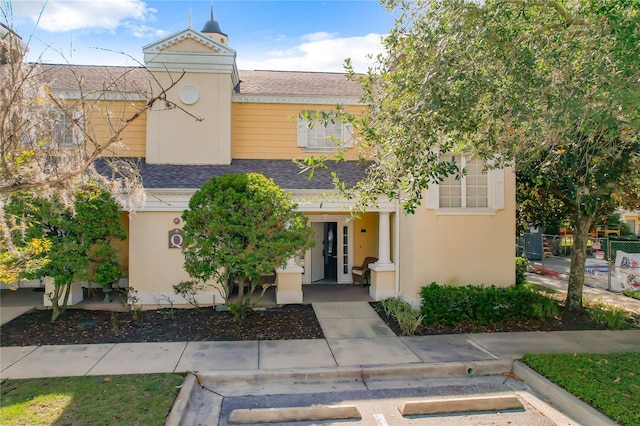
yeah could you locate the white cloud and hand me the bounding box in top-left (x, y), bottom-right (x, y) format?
top-left (238, 33), bottom-right (385, 73)
top-left (10, 0), bottom-right (158, 36)
top-left (123, 22), bottom-right (167, 39)
top-left (301, 31), bottom-right (337, 42)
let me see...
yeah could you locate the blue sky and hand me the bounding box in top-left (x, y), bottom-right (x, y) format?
top-left (3, 0), bottom-right (396, 72)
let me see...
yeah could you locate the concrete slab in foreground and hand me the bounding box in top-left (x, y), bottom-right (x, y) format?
top-left (89, 342), bottom-right (185, 375)
top-left (1, 344), bottom-right (114, 379)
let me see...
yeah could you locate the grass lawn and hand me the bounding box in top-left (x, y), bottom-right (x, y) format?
top-left (0, 373), bottom-right (184, 425)
top-left (522, 352), bottom-right (640, 426)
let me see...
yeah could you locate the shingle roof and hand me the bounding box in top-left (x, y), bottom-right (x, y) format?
top-left (101, 158), bottom-right (369, 190)
top-left (38, 64), bottom-right (362, 97)
top-left (39, 64), bottom-right (147, 93)
top-left (237, 70), bottom-right (362, 97)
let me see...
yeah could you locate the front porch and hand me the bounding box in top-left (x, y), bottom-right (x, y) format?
top-left (277, 209), bottom-right (397, 304)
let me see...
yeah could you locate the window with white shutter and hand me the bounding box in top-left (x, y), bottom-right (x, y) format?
top-left (297, 112), bottom-right (353, 151)
top-left (426, 154), bottom-right (504, 213)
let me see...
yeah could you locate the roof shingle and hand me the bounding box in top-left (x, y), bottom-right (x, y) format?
top-left (38, 64), bottom-right (362, 98)
top-left (135, 159), bottom-right (369, 190)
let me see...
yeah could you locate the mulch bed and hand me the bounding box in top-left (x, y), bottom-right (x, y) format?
top-left (0, 305), bottom-right (323, 347)
top-left (2, 302), bottom-right (636, 347)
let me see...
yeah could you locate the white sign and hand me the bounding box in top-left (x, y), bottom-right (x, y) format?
top-left (611, 250), bottom-right (640, 291)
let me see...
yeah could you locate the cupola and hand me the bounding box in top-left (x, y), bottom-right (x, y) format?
top-left (201, 6), bottom-right (228, 45)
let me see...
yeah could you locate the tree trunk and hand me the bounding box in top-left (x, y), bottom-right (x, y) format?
top-left (51, 284), bottom-right (63, 322)
top-left (565, 214), bottom-right (593, 311)
top-left (51, 282), bottom-right (71, 322)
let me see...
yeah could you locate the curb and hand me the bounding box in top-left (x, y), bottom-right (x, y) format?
top-left (196, 359), bottom-right (514, 388)
top-left (164, 373), bottom-right (198, 426)
top-left (512, 360), bottom-right (617, 426)
top-left (362, 360), bottom-right (513, 381)
top-left (167, 360), bottom-right (514, 425)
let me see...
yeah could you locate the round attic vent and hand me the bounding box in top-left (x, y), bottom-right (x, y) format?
top-left (179, 85), bottom-right (199, 105)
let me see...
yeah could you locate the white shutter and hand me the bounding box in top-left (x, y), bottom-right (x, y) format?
top-left (296, 117), bottom-right (308, 148)
top-left (425, 183), bottom-right (440, 209)
top-left (491, 168), bottom-right (505, 210)
top-left (341, 122), bottom-right (354, 148)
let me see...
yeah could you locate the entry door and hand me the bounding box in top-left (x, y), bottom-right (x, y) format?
top-left (305, 217), bottom-right (354, 284)
top-left (311, 222), bottom-right (325, 282)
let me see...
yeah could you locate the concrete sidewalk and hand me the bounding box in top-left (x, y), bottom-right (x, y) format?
top-left (2, 302), bottom-right (639, 380)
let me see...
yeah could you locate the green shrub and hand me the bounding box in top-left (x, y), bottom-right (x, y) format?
top-left (379, 297), bottom-right (424, 336)
top-left (586, 300), bottom-right (630, 330)
top-left (173, 280), bottom-right (204, 308)
top-left (622, 289), bottom-right (640, 300)
top-left (419, 282), bottom-right (559, 326)
top-left (515, 256), bottom-right (529, 286)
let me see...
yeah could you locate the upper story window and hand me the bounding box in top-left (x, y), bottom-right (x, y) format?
top-left (52, 109), bottom-right (84, 148)
top-left (438, 154), bottom-right (488, 208)
top-left (427, 154), bottom-right (504, 213)
top-left (297, 112), bottom-right (353, 151)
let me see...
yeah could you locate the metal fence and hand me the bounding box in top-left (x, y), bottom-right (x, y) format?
top-left (518, 233), bottom-right (640, 292)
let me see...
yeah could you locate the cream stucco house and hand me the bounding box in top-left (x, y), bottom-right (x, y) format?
top-left (21, 13), bottom-right (516, 307)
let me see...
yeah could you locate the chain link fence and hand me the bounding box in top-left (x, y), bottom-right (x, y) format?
top-left (518, 233), bottom-right (640, 292)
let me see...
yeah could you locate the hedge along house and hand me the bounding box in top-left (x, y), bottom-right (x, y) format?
top-left (16, 12), bottom-right (515, 308)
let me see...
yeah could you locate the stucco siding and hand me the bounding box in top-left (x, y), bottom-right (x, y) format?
top-left (353, 213), bottom-right (379, 266)
top-left (399, 167), bottom-right (516, 301)
top-left (128, 212), bottom-right (191, 294)
top-left (147, 72), bottom-right (232, 164)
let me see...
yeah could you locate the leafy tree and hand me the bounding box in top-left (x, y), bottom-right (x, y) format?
top-left (181, 173), bottom-right (315, 320)
top-left (323, 0), bottom-right (639, 311)
top-left (516, 167), bottom-right (567, 235)
top-left (4, 187), bottom-right (126, 321)
top-left (1, 7), bottom-right (198, 280)
top-left (517, 157), bottom-right (640, 235)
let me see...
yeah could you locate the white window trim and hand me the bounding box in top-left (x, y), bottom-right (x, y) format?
top-left (54, 108), bottom-right (84, 148)
top-left (425, 157), bottom-right (504, 215)
top-left (297, 113), bottom-right (353, 152)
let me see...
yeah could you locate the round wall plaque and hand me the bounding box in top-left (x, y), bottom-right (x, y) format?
top-left (179, 85), bottom-right (199, 105)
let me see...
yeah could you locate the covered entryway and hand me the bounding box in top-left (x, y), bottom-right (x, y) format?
top-left (276, 205), bottom-right (397, 305)
top-left (302, 215), bottom-right (354, 285)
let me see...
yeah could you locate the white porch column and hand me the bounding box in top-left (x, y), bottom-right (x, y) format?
top-left (377, 212), bottom-right (392, 265)
top-left (275, 257), bottom-right (304, 304)
top-left (370, 211), bottom-right (396, 300)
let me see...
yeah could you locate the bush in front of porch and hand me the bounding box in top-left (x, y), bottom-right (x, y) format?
top-left (181, 173), bottom-right (314, 320)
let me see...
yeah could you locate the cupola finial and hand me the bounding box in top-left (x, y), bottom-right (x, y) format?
top-left (201, 2), bottom-right (227, 41)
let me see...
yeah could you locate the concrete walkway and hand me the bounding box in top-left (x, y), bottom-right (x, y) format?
top-left (2, 302), bottom-right (639, 380)
top-left (525, 258), bottom-right (640, 314)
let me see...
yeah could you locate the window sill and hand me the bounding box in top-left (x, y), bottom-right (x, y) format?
top-left (433, 208), bottom-right (498, 216)
top-left (301, 147), bottom-right (338, 153)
